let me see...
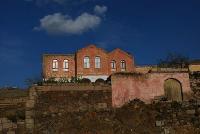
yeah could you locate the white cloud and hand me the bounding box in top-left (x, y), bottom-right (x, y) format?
top-left (94, 5), bottom-right (107, 15)
top-left (34, 12), bottom-right (102, 35)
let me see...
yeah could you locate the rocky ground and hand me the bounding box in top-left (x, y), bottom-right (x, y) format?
top-left (34, 99), bottom-right (200, 134)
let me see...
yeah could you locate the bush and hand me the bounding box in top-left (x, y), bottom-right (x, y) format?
top-left (58, 77), bottom-right (69, 83)
top-left (45, 77), bottom-right (57, 83)
top-left (80, 78), bottom-right (91, 83)
top-left (95, 78), bottom-right (105, 84)
top-left (70, 76), bottom-right (82, 83)
top-left (106, 75), bottom-right (111, 84)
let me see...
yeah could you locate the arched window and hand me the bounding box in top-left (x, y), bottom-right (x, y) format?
top-left (120, 60), bottom-right (126, 71)
top-left (63, 60), bottom-right (69, 71)
top-left (52, 59), bottom-right (58, 71)
top-left (84, 56), bottom-right (90, 68)
top-left (95, 56), bottom-right (101, 68)
top-left (111, 60), bottom-right (116, 71)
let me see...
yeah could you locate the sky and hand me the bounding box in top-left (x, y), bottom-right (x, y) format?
top-left (0, 0), bottom-right (200, 88)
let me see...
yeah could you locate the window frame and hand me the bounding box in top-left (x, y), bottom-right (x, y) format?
top-left (111, 60), bottom-right (116, 71)
top-left (52, 59), bottom-right (58, 71)
top-left (120, 60), bottom-right (126, 71)
top-left (63, 59), bottom-right (69, 71)
top-left (95, 56), bottom-right (101, 69)
top-left (83, 56), bottom-right (90, 68)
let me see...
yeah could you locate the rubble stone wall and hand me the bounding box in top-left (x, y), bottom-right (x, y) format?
top-left (25, 84), bottom-right (112, 133)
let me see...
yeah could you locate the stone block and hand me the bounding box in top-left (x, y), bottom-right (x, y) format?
top-left (164, 128), bottom-right (170, 134)
top-left (155, 120), bottom-right (164, 127)
top-left (26, 100), bottom-right (35, 108)
top-left (97, 103), bottom-right (107, 109)
top-left (7, 131), bottom-right (15, 134)
top-left (186, 109), bottom-right (195, 115)
top-left (182, 101), bottom-right (190, 108)
top-left (0, 125), bottom-right (2, 131)
top-left (26, 119), bottom-right (34, 124)
top-left (1, 118), bottom-right (8, 123)
top-left (2, 122), bottom-right (12, 129)
top-left (12, 123), bottom-right (17, 129)
top-left (26, 123), bottom-right (34, 129)
top-left (26, 111), bottom-right (34, 118)
top-left (196, 100), bottom-right (200, 105)
top-left (29, 95), bottom-right (35, 100)
top-left (17, 121), bottom-right (25, 125)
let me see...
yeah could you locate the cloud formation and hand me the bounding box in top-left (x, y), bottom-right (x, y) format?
top-left (94, 5), bottom-right (107, 15)
top-left (34, 12), bottom-right (101, 34)
top-left (34, 5), bottom-right (107, 35)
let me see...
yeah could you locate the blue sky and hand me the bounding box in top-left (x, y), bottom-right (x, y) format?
top-left (0, 0), bottom-right (200, 88)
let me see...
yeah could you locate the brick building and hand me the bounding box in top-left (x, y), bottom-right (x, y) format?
top-left (43, 45), bottom-right (135, 82)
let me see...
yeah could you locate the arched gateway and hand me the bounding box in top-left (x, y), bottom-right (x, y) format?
top-left (164, 78), bottom-right (183, 102)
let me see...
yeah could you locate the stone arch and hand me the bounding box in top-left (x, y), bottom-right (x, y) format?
top-left (164, 78), bottom-right (183, 102)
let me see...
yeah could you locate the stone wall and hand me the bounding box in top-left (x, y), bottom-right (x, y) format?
top-left (25, 84), bottom-right (112, 133)
top-left (190, 72), bottom-right (200, 94)
top-left (111, 72), bottom-right (191, 107)
top-left (0, 97), bottom-right (27, 105)
top-left (154, 100), bottom-right (200, 134)
top-left (0, 118), bottom-right (25, 134)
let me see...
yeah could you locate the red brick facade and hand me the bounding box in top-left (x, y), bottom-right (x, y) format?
top-left (43, 54), bottom-right (75, 79)
top-left (43, 45), bottom-right (135, 81)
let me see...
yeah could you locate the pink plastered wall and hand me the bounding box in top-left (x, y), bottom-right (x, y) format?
top-left (111, 72), bottom-right (191, 107)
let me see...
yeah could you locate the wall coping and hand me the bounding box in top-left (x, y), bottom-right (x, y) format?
top-left (31, 83), bottom-right (111, 92)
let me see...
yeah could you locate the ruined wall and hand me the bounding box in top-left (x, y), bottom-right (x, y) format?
top-left (25, 84), bottom-right (112, 133)
top-left (111, 72), bottom-right (191, 107)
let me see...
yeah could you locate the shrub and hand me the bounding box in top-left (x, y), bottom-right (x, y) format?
top-left (80, 78), bottom-right (91, 83)
top-left (106, 75), bottom-right (111, 84)
top-left (58, 77), bottom-right (69, 83)
top-left (45, 77), bottom-right (57, 83)
top-left (70, 76), bottom-right (82, 83)
top-left (95, 79), bottom-right (105, 84)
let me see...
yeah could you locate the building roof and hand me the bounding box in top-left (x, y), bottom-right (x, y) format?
top-left (43, 54), bottom-right (74, 56)
top-left (77, 44), bottom-right (108, 53)
top-left (109, 48), bottom-right (133, 58)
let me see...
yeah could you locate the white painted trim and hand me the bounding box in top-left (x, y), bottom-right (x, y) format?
top-left (82, 75), bottom-right (109, 82)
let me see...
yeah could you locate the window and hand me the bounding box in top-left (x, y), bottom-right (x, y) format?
top-left (52, 59), bottom-right (58, 71)
top-left (111, 60), bottom-right (116, 71)
top-left (84, 56), bottom-right (90, 68)
top-left (95, 56), bottom-right (101, 68)
top-left (121, 60), bottom-right (126, 71)
top-left (63, 60), bottom-right (69, 71)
